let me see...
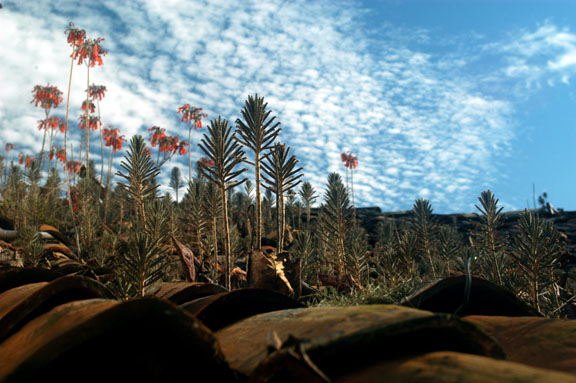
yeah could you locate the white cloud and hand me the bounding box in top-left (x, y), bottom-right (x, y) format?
top-left (494, 22), bottom-right (576, 86)
top-left (0, 0), bottom-right (545, 213)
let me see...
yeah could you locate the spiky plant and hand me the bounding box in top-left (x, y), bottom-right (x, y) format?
top-left (317, 172), bottom-right (353, 274)
top-left (510, 211), bottom-right (564, 313)
top-left (116, 135), bottom-right (159, 229)
top-left (202, 181), bottom-right (221, 281)
top-left (235, 94), bottom-right (281, 249)
top-left (261, 143), bottom-right (303, 254)
top-left (411, 199), bottom-right (439, 279)
top-left (393, 228), bottom-right (418, 282)
top-left (169, 166), bottom-right (185, 203)
top-left (184, 178), bottom-right (209, 260)
top-left (262, 188), bottom-right (275, 236)
top-left (474, 190), bottom-right (509, 285)
top-left (115, 200), bottom-right (172, 298)
top-left (198, 116), bottom-right (247, 289)
top-left (293, 229), bottom-right (316, 283)
top-left (299, 181), bottom-right (318, 228)
top-left (437, 225), bottom-right (463, 276)
top-left (346, 225), bottom-right (370, 286)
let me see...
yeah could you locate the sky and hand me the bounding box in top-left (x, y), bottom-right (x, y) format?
top-left (0, 0), bottom-right (575, 214)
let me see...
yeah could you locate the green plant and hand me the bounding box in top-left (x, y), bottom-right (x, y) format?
top-left (345, 225), bottom-right (370, 286)
top-left (261, 143), bottom-right (303, 254)
top-left (474, 190), bottom-right (509, 285)
top-left (510, 211), bottom-right (565, 313)
top-left (317, 172), bottom-right (353, 274)
top-left (198, 116), bottom-right (247, 289)
top-left (183, 178), bottom-right (209, 260)
top-left (169, 166), bottom-right (185, 203)
top-left (235, 94), bottom-right (281, 249)
top-left (411, 199), bottom-right (439, 279)
top-left (299, 181), bottom-right (318, 228)
top-left (116, 135), bottom-right (160, 228)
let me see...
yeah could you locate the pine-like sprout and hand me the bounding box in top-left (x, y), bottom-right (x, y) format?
top-left (261, 143), bottom-right (303, 254)
top-left (169, 166), bottom-right (185, 203)
top-left (184, 178), bottom-right (209, 260)
top-left (411, 198), bottom-right (438, 279)
top-left (510, 211), bottom-right (564, 313)
top-left (198, 116), bottom-right (247, 289)
top-left (474, 190), bottom-right (509, 285)
top-left (317, 172), bottom-right (353, 274)
top-left (236, 94), bottom-right (281, 249)
top-left (116, 135), bottom-right (159, 228)
top-left (299, 181), bottom-right (318, 227)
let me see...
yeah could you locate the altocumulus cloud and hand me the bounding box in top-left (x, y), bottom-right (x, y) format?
top-left (1, 0), bottom-right (562, 212)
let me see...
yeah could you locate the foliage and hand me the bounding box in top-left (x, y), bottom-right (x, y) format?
top-left (261, 143), bottom-right (303, 253)
top-left (1, 24), bottom-right (573, 317)
top-left (316, 172), bottom-right (353, 275)
top-left (116, 135), bottom-right (160, 228)
top-left (236, 94), bottom-right (281, 248)
top-left (510, 211), bottom-right (565, 313)
top-left (198, 116), bottom-right (247, 289)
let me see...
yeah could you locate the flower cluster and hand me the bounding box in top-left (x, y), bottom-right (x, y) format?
top-left (148, 126), bottom-right (166, 147)
top-left (66, 160), bottom-right (82, 174)
top-left (158, 135), bottom-right (181, 154)
top-left (37, 116), bottom-right (65, 133)
top-left (87, 84), bottom-right (107, 101)
top-left (81, 100), bottom-right (96, 113)
top-left (48, 146), bottom-right (67, 163)
top-left (18, 153), bottom-right (35, 168)
top-left (176, 140), bottom-right (188, 155)
top-left (147, 126), bottom-right (187, 158)
top-left (4, 143), bottom-right (14, 152)
top-left (199, 157), bottom-right (215, 167)
top-left (65, 22), bottom-right (86, 48)
top-left (178, 104), bottom-right (208, 128)
top-left (72, 37), bottom-right (107, 67)
top-left (31, 85), bottom-right (63, 109)
top-left (78, 114), bottom-right (101, 131)
top-left (103, 127), bottom-right (124, 152)
top-left (341, 151), bottom-right (358, 169)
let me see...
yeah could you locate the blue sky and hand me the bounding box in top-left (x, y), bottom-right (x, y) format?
top-left (0, 0), bottom-right (575, 213)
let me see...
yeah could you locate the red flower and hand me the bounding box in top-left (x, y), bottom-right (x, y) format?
top-left (4, 143), bottom-right (14, 152)
top-left (103, 127), bottom-right (124, 152)
top-left (78, 114), bottom-right (101, 131)
top-left (18, 153), bottom-right (35, 168)
top-left (65, 22), bottom-right (86, 48)
top-left (145, 147), bottom-right (152, 157)
top-left (199, 157), bottom-right (215, 167)
top-left (341, 151), bottom-right (358, 169)
top-left (177, 140), bottom-right (189, 155)
top-left (73, 37), bottom-right (107, 67)
top-left (81, 100), bottom-right (96, 113)
top-left (87, 84), bottom-right (107, 101)
top-left (148, 126), bottom-right (166, 147)
top-left (49, 146), bottom-right (66, 163)
top-left (178, 104), bottom-right (207, 128)
top-left (31, 84), bottom-right (63, 109)
top-left (66, 160), bottom-right (82, 174)
top-left (158, 135), bottom-right (180, 154)
top-left (37, 116), bottom-right (65, 132)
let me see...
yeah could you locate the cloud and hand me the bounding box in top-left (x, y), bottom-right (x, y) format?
top-left (492, 22), bottom-right (576, 87)
top-left (0, 0), bottom-right (554, 213)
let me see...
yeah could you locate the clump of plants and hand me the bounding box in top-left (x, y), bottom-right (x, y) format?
top-left (0, 22), bottom-right (574, 318)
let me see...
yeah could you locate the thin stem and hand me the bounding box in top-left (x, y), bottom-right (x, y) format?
top-left (64, 56), bottom-right (73, 165)
top-left (97, 97), bottom-right (104, 182)
top-left (85, 65), bottom-right (91, 179)
top-left (188, 125), bottom-right (192, 182)
top-left (38, 108), bottom-right (50, 174)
